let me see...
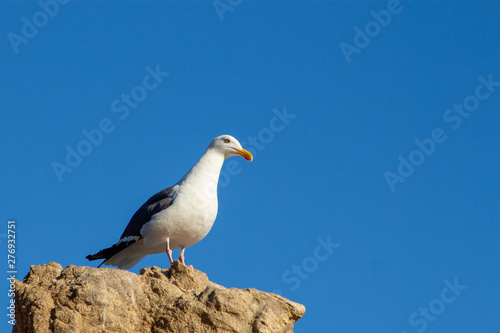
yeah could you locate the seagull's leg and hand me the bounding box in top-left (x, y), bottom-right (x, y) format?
top-left (179, 247), bottom-right (186, 264)
top-left (179, 247), bottom-right (194, 271)
top-left (165, 239), bottom-right (174, 265)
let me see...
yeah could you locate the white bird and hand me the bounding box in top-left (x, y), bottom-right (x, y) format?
top-left (86, 135), bottom-right (253, 269)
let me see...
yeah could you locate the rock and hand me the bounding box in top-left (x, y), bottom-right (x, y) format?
top-left (14, 261), bottom-right (305, 332)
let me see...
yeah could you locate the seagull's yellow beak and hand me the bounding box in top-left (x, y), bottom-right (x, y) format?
top-left (234, 148), bottom-right (253, 161)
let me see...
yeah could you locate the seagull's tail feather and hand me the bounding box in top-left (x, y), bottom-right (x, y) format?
top-left (86, 242), bottom-right (130, 262)
top-left (103, 252), bottom-right (147, 269)
top-left (86, 238), bottom-right (142, 269)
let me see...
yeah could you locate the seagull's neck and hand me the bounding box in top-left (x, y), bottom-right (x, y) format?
top-left (176, 148), bottom-right (225, 191)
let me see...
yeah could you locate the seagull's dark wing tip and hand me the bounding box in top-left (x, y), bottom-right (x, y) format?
top-left (86, 238), bottom-right (140, 267)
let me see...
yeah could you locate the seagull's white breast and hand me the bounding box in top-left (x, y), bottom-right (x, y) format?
top-left (139, 149), bottom-right (224, 251)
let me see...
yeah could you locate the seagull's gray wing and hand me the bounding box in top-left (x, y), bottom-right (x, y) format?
top-left (86, 185), bottom-right (178, 265)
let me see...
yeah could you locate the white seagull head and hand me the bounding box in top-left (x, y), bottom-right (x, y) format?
top-left (208, 135), bottom-right (253, 161)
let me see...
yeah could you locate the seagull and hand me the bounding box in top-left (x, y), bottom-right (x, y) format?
top-left (86, 135), bottom-right (253, 269)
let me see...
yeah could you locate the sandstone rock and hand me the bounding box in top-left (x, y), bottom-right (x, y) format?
top-left (14, 261), bottom-right (305, 333)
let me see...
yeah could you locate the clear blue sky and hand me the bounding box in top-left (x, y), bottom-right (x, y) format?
top-left (1, 1), bottom-right (500, 332)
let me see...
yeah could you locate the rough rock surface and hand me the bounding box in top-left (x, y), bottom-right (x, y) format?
top-left (14, 261), bottom-right (305, 333)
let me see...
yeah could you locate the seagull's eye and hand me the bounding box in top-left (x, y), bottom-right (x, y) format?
top-left (224, 139), bottom-right (230, 143)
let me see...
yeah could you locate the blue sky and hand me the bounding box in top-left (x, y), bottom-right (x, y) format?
top-left (1, 1), bottom-right (500, 332)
